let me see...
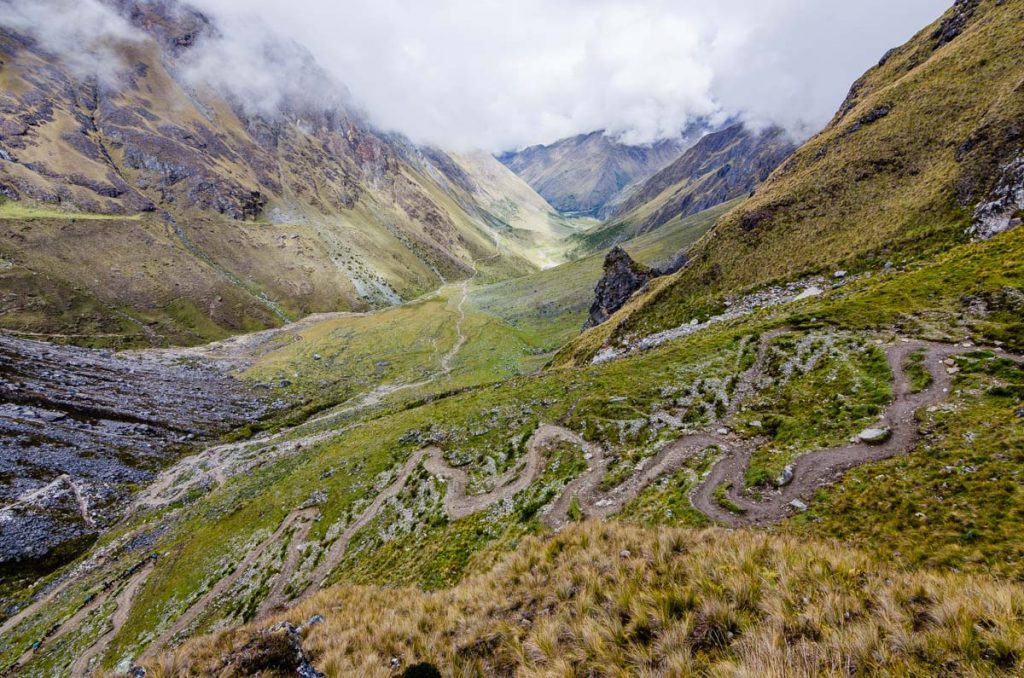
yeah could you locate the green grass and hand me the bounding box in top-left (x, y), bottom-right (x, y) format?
top-left (793, 350), bottom-right (1024, 579)
top-left (573, 0), bottom-right (1024, 348)
top-left (469, 200), bottom-right (732, 350)
top-left (713, 480), bottom-right (746, 514)
top-left (620, 448), bottom-right (717, 527)
top-left (738, 333), bottom-right (892, 487)
top-left (906, 347), bottom-right (933, 392)
top-left (6, 207), bottom-right (1024, 677)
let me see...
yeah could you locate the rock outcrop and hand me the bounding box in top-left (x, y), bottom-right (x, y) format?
top-left (0, 333), bottom-right (267, 574)
top-left (584, 247), bottom-right (654, 329)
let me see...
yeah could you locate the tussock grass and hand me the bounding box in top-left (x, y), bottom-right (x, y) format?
top-left (149, 522), bottom-right (1024, 676)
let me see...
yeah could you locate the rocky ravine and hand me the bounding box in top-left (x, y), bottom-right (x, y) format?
top-left (0, 333), bottom-right (267, 575)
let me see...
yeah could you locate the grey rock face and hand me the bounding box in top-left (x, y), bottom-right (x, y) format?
top-left (969, 153), bottom-right (1024, 240)
top-left (0, 333), bottom-right (267, 574)
top-left (584, 247), bottom-right (653, 329)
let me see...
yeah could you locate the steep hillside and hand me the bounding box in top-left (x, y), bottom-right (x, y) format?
top-left (0, 0), bottom-right (562, 348)
top-left (573, 124), bottom-right (796, 254)
top-left (446, 151), bottom-right (583, 269)
top-left (497, 130), bottom-right (687, 217)
top-left (153, 522), bottom-right (1024, 677)
top-left (565, 0), bottom-right (1024, 359)
top-left (3, 219), bottom-right (1022, 676)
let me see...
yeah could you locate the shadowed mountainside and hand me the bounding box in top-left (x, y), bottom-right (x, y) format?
top-left (497, 129), bottom-right (689, 218)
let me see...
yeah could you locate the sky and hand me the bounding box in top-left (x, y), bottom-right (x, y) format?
top-left (0, 0), bottom-right (951, 151)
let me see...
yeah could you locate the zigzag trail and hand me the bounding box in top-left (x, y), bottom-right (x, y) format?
top-left (691, 339), bottom-right (1023, 525)
top-left (44, 331), bottom-right (1024, 669)
top-left (132, 280), bottom-right (472, 512)
top-left (5, 278), bottom-right (479, 673)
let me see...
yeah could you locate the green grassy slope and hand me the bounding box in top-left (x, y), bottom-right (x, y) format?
top-left (469, 201), bottom-right (736, 350)
top-left (4, 222), bottom-right (1022, 676)
top-left (564, 0), bottom-right (1024, 358)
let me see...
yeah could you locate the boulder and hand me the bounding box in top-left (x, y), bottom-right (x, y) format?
top-left (858, 427), bottom-right (892, 444)
top-left (583, 247), bottom-right (653, 329)
top-left (776, 465), bottom-right (795, 487)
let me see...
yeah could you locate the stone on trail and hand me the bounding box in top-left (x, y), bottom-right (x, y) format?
top-left (789, 499), bottom-right (808, 512)
top-left (776, 465), bottom-right (795, 487)
top-left (858, 427), bottom-right (892, 444)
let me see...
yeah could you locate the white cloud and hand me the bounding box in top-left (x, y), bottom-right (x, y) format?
top-left (186, 0), bottom-right (949, 150)
top-left (2, 0), bottom-right (951, 150)
top-left (0, 0), bottom-right (144, 85)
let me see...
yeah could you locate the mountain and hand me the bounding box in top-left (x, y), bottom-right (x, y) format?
top-left (5, 2), bottom-right (1024, 677)
top-left (563, 0), bottom-right (1024, 361)
top-left (0, 0), bottom-right (570, 348)
top-left (496, 130), bottom-right (688, 218)
top-left (571, 124), bottom-right (796, 254)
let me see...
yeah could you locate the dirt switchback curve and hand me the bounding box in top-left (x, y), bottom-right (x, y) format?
top-left (688, 339), bottom-right (1001, 525)
top-left (115, 333), bottom-right (1023, 662)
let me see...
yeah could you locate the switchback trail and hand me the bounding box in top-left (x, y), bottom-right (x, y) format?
top-left (2, 555), bottom-right (156, 677)
top-left (139, 332), bottom-right (1021, 658)
top-left (688, 339), bottom-right (1011, 525)
top-left (133, 281), bottom-right (473, 512)
top-left (68, 559), bottom-right (155, 678)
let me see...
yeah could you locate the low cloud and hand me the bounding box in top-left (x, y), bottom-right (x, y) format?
top-left (188, 0), bottom-right (949, 150)
top-left (0, 0), bottom-right (143, 86)
top-left (1, 0), bottom-right (950, 150)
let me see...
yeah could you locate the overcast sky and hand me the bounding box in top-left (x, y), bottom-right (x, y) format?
top-left (2, 0), bottom-right (951, 151)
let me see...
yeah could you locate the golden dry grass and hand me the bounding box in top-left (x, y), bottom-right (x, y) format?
top-left (146, 521), bottom-right (1024, 676)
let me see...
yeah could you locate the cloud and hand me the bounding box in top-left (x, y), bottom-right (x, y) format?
top-left (1, 0), bottom-right (950, 150)
top-left (184, 0), bottom-right (948, 150)
top-left (0, 0), bottom-right (144, 85)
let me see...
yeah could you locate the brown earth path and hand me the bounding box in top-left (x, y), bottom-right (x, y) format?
top-left (81, 332), bottom-right (1023, 664)
top-left (688, 339), bottom-right (1014, 525)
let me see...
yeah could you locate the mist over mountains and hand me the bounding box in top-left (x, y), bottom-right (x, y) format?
top-left (1, 0), bottom-right (949, 150)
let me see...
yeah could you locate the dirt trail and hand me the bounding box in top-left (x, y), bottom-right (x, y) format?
top-left (255, 512), bottom-right (318, 618)
top-left (2, 556), bottom-right (155, 677)
top-left (134, 281), bottom-right (474, 513)
top-left (144, 508), bottom-right (319, 656)
top-left (690, 340), bottom-right (1000, 525)
top-left (129, 331), bottom-right (1023, 657)
top-left (68, 560), bottom-right (155, 677)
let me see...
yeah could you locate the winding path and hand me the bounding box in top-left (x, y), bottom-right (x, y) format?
top-left (129, 331), bottom-right (1023, 661)
top-left (67, 560), bottom-right (155, 678)
top-left (690, 339), bottom-right (980, 524)
top-left (143, 508), bottom-right (319, 657)
top-left (133, 281), bottom-right (473, 512)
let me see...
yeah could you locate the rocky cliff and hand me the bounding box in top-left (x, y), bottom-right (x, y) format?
top-left (583, 246), bottom-right (653, 329)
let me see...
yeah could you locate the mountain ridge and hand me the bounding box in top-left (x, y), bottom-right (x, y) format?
top-left (496, 129), bottom-right (691, 218)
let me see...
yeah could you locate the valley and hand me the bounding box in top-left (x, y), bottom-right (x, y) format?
top-left (1, 0), bottom-right (1023, 676)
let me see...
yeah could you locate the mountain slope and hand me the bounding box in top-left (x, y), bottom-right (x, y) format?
top-left (572, 124), bottom-right (796, 254)
top-left (497, 130), bottom-right (687, 217)
top-left (0, 0), bottom-right (560, 348)
top-left (153, 522), bottom-right (1024, 677)
top-left (563, 0), bottom-right (1024, 361)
